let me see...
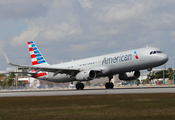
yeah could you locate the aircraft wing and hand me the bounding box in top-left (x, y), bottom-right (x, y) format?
top-left (4, 53), bottom-right (101, 76)
top-left (4, 53), bottom-right (80, 73)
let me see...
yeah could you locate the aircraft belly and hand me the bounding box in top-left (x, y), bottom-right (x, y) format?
top-left (48, 73), bottom-right (75, 82)
top-left (110, 60), bottom-right (148, 74)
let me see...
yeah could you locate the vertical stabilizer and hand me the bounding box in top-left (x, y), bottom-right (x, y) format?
top-left (28, 41), bottom-right (49, 66)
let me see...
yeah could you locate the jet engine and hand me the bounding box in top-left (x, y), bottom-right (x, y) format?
top-left (119, 71), bottom-right (140, 81)
top-left (76, 70), bottom-right (96, 81)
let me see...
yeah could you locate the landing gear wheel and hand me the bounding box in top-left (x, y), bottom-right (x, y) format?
top-left (80, 83), bottom-right (84, 90)
top-left (109, 82), bottom-right (114, 89)
top-left (105, 82), bottom-right (114, 89)
top-left (105, 76), bottom-right (114, 89)
top-left (105, 83), bottom-right (110, 89)
top-left (76, 83), bottom-right (84, 90)
top-left (76, 83), bottom-right (80, 90)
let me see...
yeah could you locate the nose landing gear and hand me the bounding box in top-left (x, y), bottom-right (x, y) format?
top-left (147, 68), bottom-right (154, 80)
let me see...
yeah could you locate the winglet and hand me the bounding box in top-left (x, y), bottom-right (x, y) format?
top-left (3, 53), bottom-right (20, 67)
top-left (4, 53), bottom-right (11, 64)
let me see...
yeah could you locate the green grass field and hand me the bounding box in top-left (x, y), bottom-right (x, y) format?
top-left (0, 93), bottom-right (175, 120)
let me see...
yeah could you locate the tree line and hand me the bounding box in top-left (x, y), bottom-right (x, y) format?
top-left (0, 73), bottom-right (24, 87)
top-left (142, 67), bottom-right (175, 84)
top-left (151, 67), bottom-right (174, 80)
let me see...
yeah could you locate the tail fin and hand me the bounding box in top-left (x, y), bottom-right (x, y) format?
top-left (28, 41), bottom-right (49, 66)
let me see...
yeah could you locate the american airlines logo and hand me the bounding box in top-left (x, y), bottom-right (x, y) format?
top-left (134, 51), bottom-right (139, 59)
top-left (102, 54), bottom-right (133, 65)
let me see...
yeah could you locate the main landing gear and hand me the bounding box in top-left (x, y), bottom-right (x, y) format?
top-left (105, 76), bottom-right (114, 89)
top-left (76, 82), bottom-right (84, 90)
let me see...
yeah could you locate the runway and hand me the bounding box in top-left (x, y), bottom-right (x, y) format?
top-left (1, 86), bottom-right (175, 97)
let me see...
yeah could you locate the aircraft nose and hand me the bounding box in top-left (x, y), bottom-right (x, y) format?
top-left (158, 54), bottom-right (169, 64)
top-left (164, 54), bottom-right (169, 63)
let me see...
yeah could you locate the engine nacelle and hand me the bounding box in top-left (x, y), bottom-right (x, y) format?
top-left (119, 71), bottom-right (140, 81)
top-left (76, 70), bottom-right (96, 81)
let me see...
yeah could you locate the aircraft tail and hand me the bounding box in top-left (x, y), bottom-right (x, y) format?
top-left (28, 41), bottom-right (49, 66)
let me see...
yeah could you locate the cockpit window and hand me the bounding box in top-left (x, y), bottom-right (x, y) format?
top-left (158, 51), bottom-right (164, 53)
top-left (150, 51), bottom-right (164, 55)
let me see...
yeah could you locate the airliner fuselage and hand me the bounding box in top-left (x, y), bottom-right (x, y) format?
top-left (36, 47), bottom-right (168, 82)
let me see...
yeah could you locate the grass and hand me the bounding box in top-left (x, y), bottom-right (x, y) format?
top-left (0, 93), bottom-right (175, 120)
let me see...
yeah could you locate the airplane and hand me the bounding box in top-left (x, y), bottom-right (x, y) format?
top-left (4, 41), bottom-right (169, 90)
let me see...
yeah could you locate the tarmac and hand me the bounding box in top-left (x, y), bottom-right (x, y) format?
top-left (1, 84), bottom-right (175, 97)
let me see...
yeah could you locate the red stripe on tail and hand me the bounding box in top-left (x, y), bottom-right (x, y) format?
top-left (32, 61), bottom-right (39, 65)
top-left (29, 47), bottom-right (33, 52)
top-left (30, 54), bottom-right (36, 58)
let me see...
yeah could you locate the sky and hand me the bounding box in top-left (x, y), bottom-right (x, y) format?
top-left (0, 0), bottom-right (175, 70)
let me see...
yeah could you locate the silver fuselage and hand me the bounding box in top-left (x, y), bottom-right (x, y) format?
top-left (34, 47), bottom-right (168, 82)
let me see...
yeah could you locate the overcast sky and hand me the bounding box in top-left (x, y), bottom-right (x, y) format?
top-left (0, 0), bottom-right (175, 70)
